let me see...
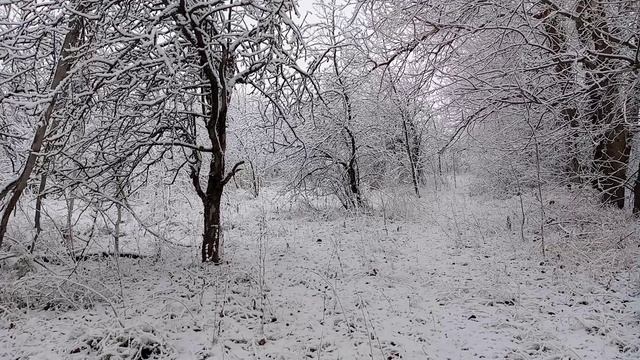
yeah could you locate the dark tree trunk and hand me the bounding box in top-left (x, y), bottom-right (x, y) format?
top-left (630, 0), bottom-right (640, 214)
top-left (329, 17), bottom-right (363, 209)
top-left (248, 160), bottom-right (259, 198)
top-left (202, 187), bottom-right (223, 263)
top-left (594, 124), bottom-right (631, 208)
top-left (343, 126), bottom-right (363, 208)
top-left (634, 159), bottom-right (640, 215)
top-left (401, 114), bottom-right (421, 197)
top-left (346, 160), bottom-right (362, 207)
top-left (630, 85), bottom-right (640, 214)
top-left (30, 172), bottom-right (47, 253)
top-left (198, 101), bottom-right (228, 263)
top-left (175, 0), bottom-right (236, 263)
top-left (199, 75), bottom-right (231, 263)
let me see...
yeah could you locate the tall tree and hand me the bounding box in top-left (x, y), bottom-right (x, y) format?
top-left (167, 0), bottom-right (303, 263)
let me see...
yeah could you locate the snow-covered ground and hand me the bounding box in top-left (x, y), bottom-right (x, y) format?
top-left (1, 180), bottom-right (639, 359)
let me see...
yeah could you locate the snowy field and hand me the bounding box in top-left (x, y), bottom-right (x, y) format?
top-left (1, 179), bottom-right (639, 360)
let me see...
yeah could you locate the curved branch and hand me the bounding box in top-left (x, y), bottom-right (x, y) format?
top-left (222, 161), bottom-right (245, 186)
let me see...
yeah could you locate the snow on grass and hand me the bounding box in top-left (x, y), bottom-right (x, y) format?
top-left (1, 179), bottom-right (639, 359)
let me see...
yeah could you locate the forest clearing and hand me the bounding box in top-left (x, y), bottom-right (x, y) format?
top-left (2, 178), bottom-right (639, 359)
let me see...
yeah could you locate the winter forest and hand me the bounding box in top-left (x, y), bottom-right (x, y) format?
top-left (0, 0), bottom-right (639, 358)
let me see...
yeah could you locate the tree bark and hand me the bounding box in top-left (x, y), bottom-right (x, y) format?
top-left (65, 190), bottom-right (76, 254)
top-left (594, 124), bottom-right (631, 208)
top-left (202, 186), bottom-right (223, 263)
top-left (344, 126), bottom-right (363, 208)
top-left (634, 159), bottom-right (640, 214)
top-left (630, 85), bottom-right (640, 214)
top-left (402, 114), bottom-right (421, 197)
top-left (249, 160), bottom-right (260, 198)
top-left (174, 0), bottom-right (232, 263)
top-left (30, 172), bottom-right (48, 253)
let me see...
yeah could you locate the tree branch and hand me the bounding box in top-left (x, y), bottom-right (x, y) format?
top-left (222, 161), bottom-right (245, 186)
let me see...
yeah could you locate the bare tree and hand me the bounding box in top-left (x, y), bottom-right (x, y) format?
top-left (0, 1), bottom-right (85, 249)
top-left (165, 0), bottom-right (303, 263)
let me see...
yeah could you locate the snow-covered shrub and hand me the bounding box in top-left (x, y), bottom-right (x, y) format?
top-left (370, 186), bottom-right (426, 221)
top-left (70, 324), bottom-right (171, 360)
top-left (542, 187), bottom-right (640, 282)
top-left (0, 274), bottom-right (117, 311)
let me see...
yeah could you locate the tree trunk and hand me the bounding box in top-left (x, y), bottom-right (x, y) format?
top-left (402, 115), bottom-right (421, 197)
top-left (536, 7), bottom-right (582, 185)
top-left (594, 124), bottom-right (631, 208)
top-left (30, 172), bottom-right (48, 253)
top-left (634, 160), bottom-right (640, 215)
top-left (346, 160), bottom-right (362, 208)
top-left (0, 9), bottom-right (82, 249)
top-left (343, 126), bottom-right (363, 208)
top-left (114, 201), bottom-right (122, 256)
top-left (65, 191), bottom-right (76, 254)
top-left (564, 109), bottom-right (582, 184)
top-left (113, 172), bottom-right (125, 257)
top-left (177, 0), bottom-right (236, 263)
top-left (249, 160), bottom-right (259, 198)
top-left (202, 187), bottom-right (223, 263)
top-left (630, 84), bottom-right (640, 214)
top-left (574, 0), bottom-right (631, 208)
top-left (590, 74), bottom-right (629, 208)
top-left (452, 152), bottom-right (457, 189)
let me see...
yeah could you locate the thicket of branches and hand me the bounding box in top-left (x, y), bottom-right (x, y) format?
top-left (0, 0), bottom-right (638, 264)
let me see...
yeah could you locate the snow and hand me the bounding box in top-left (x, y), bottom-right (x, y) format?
top-left (1, 180), bottom-right (639, 359)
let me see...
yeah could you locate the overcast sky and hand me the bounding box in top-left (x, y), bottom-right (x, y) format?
top-left (297, 0), bottom-right (316, 14)
top-left (296, 0), bottom-right (321, 23)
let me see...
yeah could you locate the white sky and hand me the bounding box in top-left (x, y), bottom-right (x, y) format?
top-left (297, 0), bottom-right (317, 15)
top-left (296, 0), bottom-right (321, 23)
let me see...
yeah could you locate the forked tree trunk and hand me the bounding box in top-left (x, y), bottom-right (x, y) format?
top-left (187, 102), bottom-right (230, 264)
top-left (174, 0), bottom-right (239, 264)
top-left (0, 13), bottom-right (82, 249)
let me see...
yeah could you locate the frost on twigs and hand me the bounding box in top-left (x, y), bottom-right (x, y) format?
top-left (8, 254), bottom-right (37, 279)
top-left (0, 274), bottom-right (116, 312)
top-left (70, 324), bottom-right (172, 360)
